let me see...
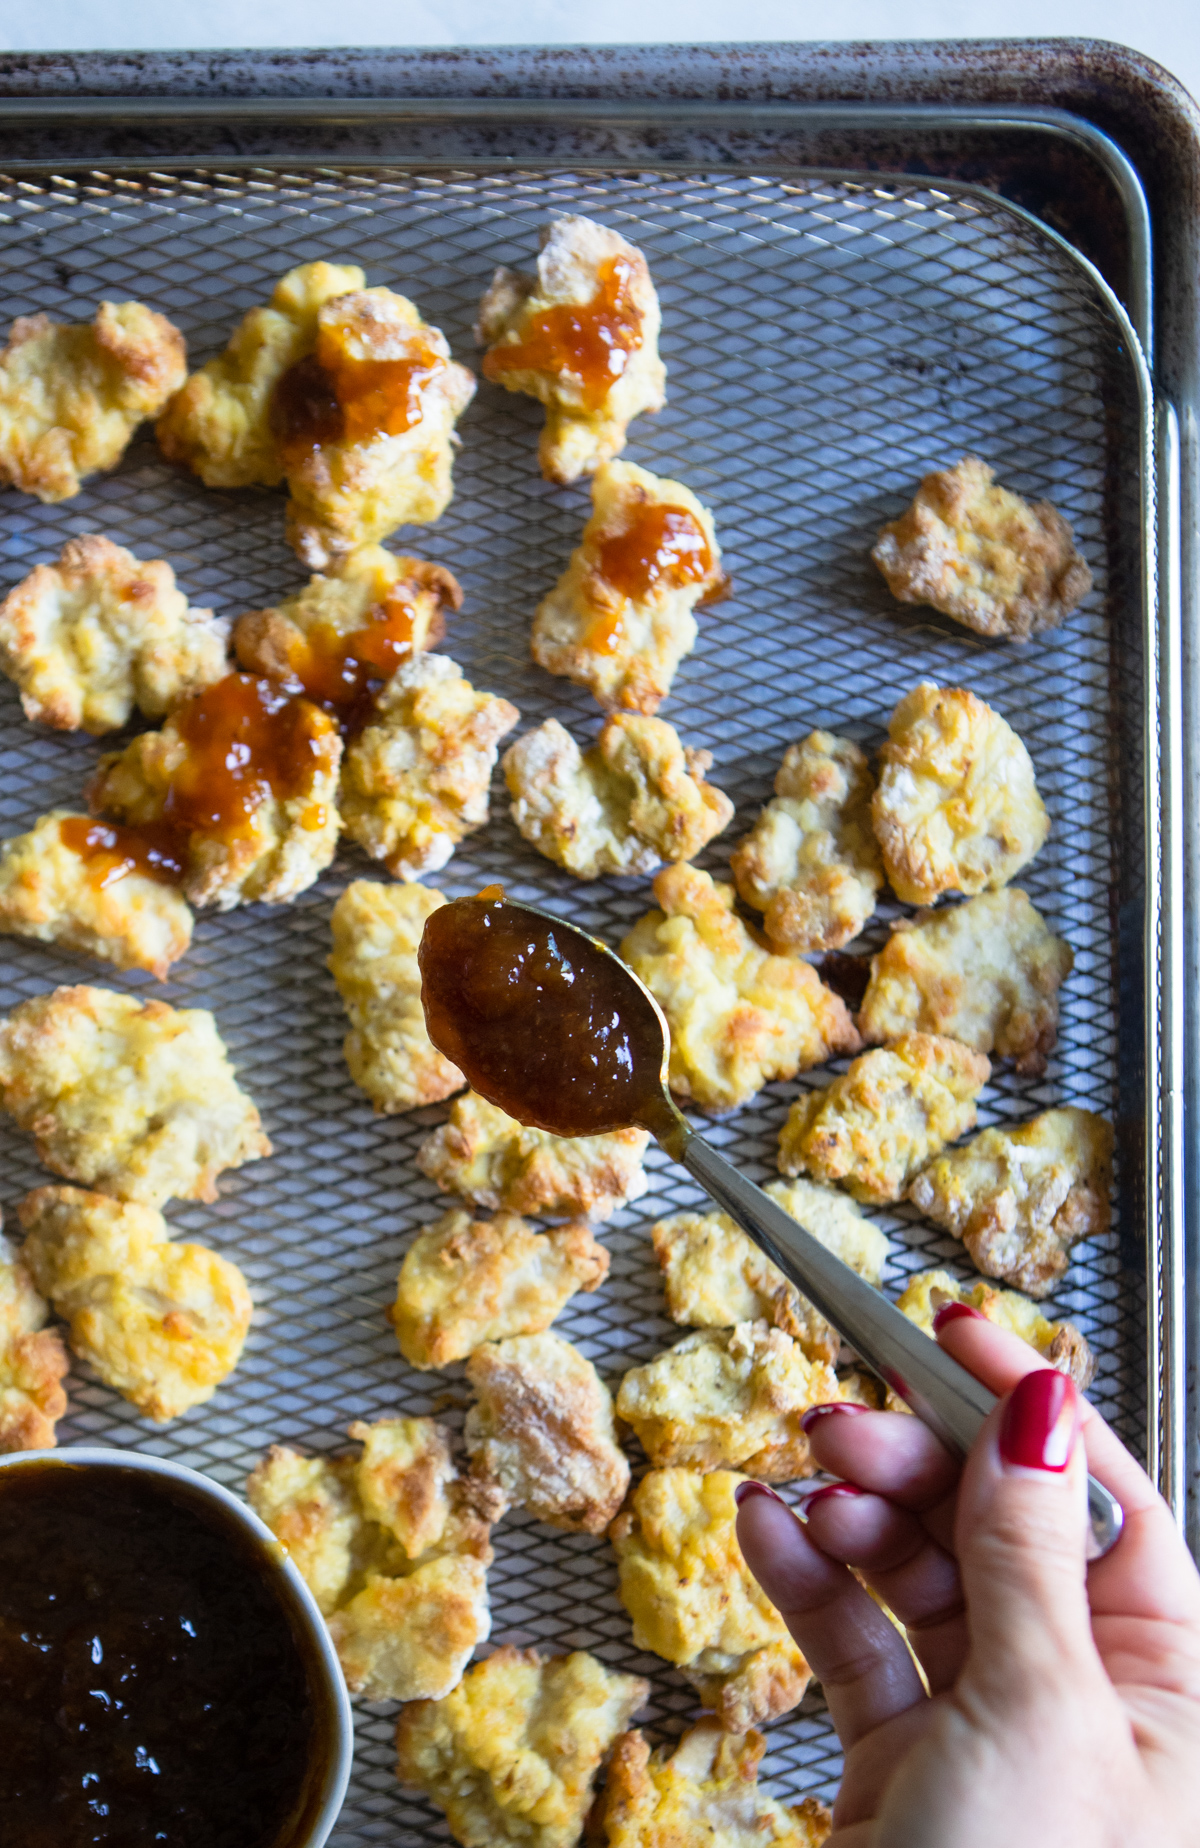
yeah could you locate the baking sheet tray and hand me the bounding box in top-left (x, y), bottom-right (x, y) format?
top-left (0, 163), bottom-right (1152, 1837)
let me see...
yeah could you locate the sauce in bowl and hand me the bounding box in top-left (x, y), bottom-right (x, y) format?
top-left (0, 1460), bottom-right (335, 1848)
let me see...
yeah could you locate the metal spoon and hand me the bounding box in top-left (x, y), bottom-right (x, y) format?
top-left (419, 894), bottom-right (1123, 1561)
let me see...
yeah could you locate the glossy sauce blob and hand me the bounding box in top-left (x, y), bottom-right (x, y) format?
top-left (0, 1462), bottom-right (328, 1848)
top-left (419, 888), bottom-right (679, 1143)
top-left (280, 592), bottom-right (443, 733)
top-left (586, 500), bottom-right (720, 655)
top-left (162, 673), bottom-right (335, 843)
top-left (58, 817), bottom-right (186, 890)
top-left (271, 326), bottom-right (438, 468)
top-left (482, 256), bottom-right (642, 412)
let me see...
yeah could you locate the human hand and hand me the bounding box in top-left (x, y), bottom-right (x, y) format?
top-left (735, 1310), bottom-right (1200, 1847)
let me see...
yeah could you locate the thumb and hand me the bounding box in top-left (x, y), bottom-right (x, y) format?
top-left (954, 1368), bottom-right (1099, 1704)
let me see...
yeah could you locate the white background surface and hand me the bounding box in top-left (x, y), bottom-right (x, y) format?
top-left (0, 2), bottom-right (1197, 116)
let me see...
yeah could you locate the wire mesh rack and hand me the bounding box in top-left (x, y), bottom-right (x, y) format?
top-left (0, 163), bottom-right (1148, 1839)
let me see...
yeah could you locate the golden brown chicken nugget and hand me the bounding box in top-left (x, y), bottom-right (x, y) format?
top-left (609, 1469), bottom-right (811, 1732)
top-left (477, 215), bottom-right (666, 485)
top-left (89, 671), bottom-right (342, 910)
top-left (0, 985), bottom-right (270, 1207)
top-left (416, 1090), bottom-right (649, 1222)
top-left (531, 460), bottom-right (724, 714)
top-left (0, 810), bottom-right (194, 981)
top-left (0, 300), bottom-right (185, 502)
top-left (248, 1415), bottom-right (494, 1703)
top-left (392, 1207), bottom-right (609, 1369)
top-left (0, 1231), bottom-right (69, 1451)
top-left (18, 1186), bottom-right (251, 1422)
top-left (731, 731), bottom-right (883, 954)
top-left (328, 880), bottom-right (464, 1113)
top-left (338, 654), bottom-right (518, 880)
top-left (651, 1177), bottom-right (888, 1365)
top-left (872, 456), bottom-right (1092, 640)
top-left (598, 1722), bottom-right (832, 1848)
top-left (778, 1034), bottom-right (991, 1206)
top-left (0, 534), bottom-right (228, 733)
top-left (620, 863), bottom-right (860, 1113)
top-left (906, 1107), bottom-right (1113, 1297)
top-left (504, 712), bottom-right (733, 879)
top-left (871, 682), bottom-right (1049, 906)
top-left (858, 889), bottom-right (1073, 1077)
top-left (464, 1330), bottom-right (629, 1533)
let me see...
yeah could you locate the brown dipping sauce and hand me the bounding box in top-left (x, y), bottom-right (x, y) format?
top-left (162, 673), bottom-right (334, 843)
top-left (481, 255), bottom-right (642, 411)
top-left (586, 499), bottom-right (728, 655)
top-left (419, 886), bottom-right (680, 1148)
top-left (58, 818), bottom-right (186, 891)
top-left (278, 592), bottom-right (444, 734)
top-left (270, 326), bottom-right (439, 469)
top-left (0, 1461), bottom-right (330, 1848)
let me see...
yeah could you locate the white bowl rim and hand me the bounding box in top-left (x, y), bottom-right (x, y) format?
top-left (0, 1444), bottom-right (353, 1847)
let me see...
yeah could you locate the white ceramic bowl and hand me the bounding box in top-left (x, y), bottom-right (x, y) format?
top-left (0, 1445), bottom-right (353, 1847)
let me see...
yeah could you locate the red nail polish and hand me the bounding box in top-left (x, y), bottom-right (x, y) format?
top-left (932, 1300), bottom-right (985, 1334)
top-left (800, 1402), bottom-right (869, 1435)
top-left (802, 1482), bottom-right (864, 1511)
top-left (734, 1480), bottom-right (786, 1508)
top-left (999, 1369), bottom-right (1079, 1472)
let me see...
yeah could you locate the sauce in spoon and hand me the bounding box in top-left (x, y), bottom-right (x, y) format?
top-left (419, 885), bottom-right (683, 1150)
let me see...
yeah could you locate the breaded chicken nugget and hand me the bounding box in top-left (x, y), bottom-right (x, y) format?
top-left (477, 215), bottom-right (666, 485)
top-left (731, 731), bottom-right (883, 954)
top-left (0, 1231), bottom-right (69, 1451)
top-left (872, 456), bottom-right (1092, 641)
top-left (651, 1178), bottom-right (889, 1364)
top-left (89, 671), bottom-right (342, 910)
top-left (158, 261), bottom-right (365, 485)
top-left (234, 545), bottom-right (459, 721)
top-left (872, 682), bottom-right (1049, 905)
top-left (504, 713), bottom-right (733, 879)
top-left (616, 1321), bottom-right (850, 1479)
top-left (339, 653), bottom-right (518, 879)
top-left (858, 889), bottom-right (1072, 1077)
top-left (620, 864), bottom-right (860, 1113)
top-left (907, 1106), bottom-right (1113, 1297)
top-left (531, 460), bottom-right (724, 714)
top-left (609, 1469), bottom-right (811, 1731)
top-left (248, 1415), bottom-right (495, 1702)
top-left (897, 1267), bottom-right (1094, 1386)
top-left (777, 1034), bottom-right (990, 1205)
top-left (392, 1207), bottom-right (609, 1369)
top-left (598, 1722), bottom-right (832, 1848)
top-left (464, 1330), bottom-right (629, 1532)
top-left (395, 1644), bottom-right (648, 1848)
top-left (417, 1090), bottom-right (650, 1222)
top-left (328, 880), bottom-right (464, 1113)
top-left (18, 1185), bottom-right (250, 1422)
top-left (0, 810), bottom-right (194, 980)
top-left (0, 534), bottom-right (229, 733)
top-left (0, 300), bottom-right (185, 503)
top-left (0, 984), bottom-right (270, 1206)
top-left (161, 263), bottom-right (475, 567)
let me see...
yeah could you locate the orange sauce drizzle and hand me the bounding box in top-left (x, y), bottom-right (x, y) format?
top-left (160, 673), bottom-right (336, 844)
top-left (482, 255), bottom-right (642, 412)
top-left (584, 502), bottom-right (715, 655)
top-left (270, 325), bottom-right (440, 468)
top-left (59, 817), bottom-right (187, 890)
top-left (281, 590), bottom-right (441, 732)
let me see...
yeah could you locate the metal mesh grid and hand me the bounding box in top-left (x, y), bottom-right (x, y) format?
top-left (0, 165), bottom-right (1148, 1837)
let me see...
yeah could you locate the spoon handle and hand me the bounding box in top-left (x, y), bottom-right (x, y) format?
top-left (681, 1133), bottom-right (1123, 1561)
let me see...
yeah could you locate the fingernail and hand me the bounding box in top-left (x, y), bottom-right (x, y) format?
top-left (999, 1369), bottom-right (1079, 1472)
top-left (932, 1300), bottom-right (985, 1334)
top-left (734, 1480), bottom-right (786, 1508)
top-left (800, 1401), bottom-right (869, 1434)
top-left (801, 1482), bottom-right (864, 1511)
